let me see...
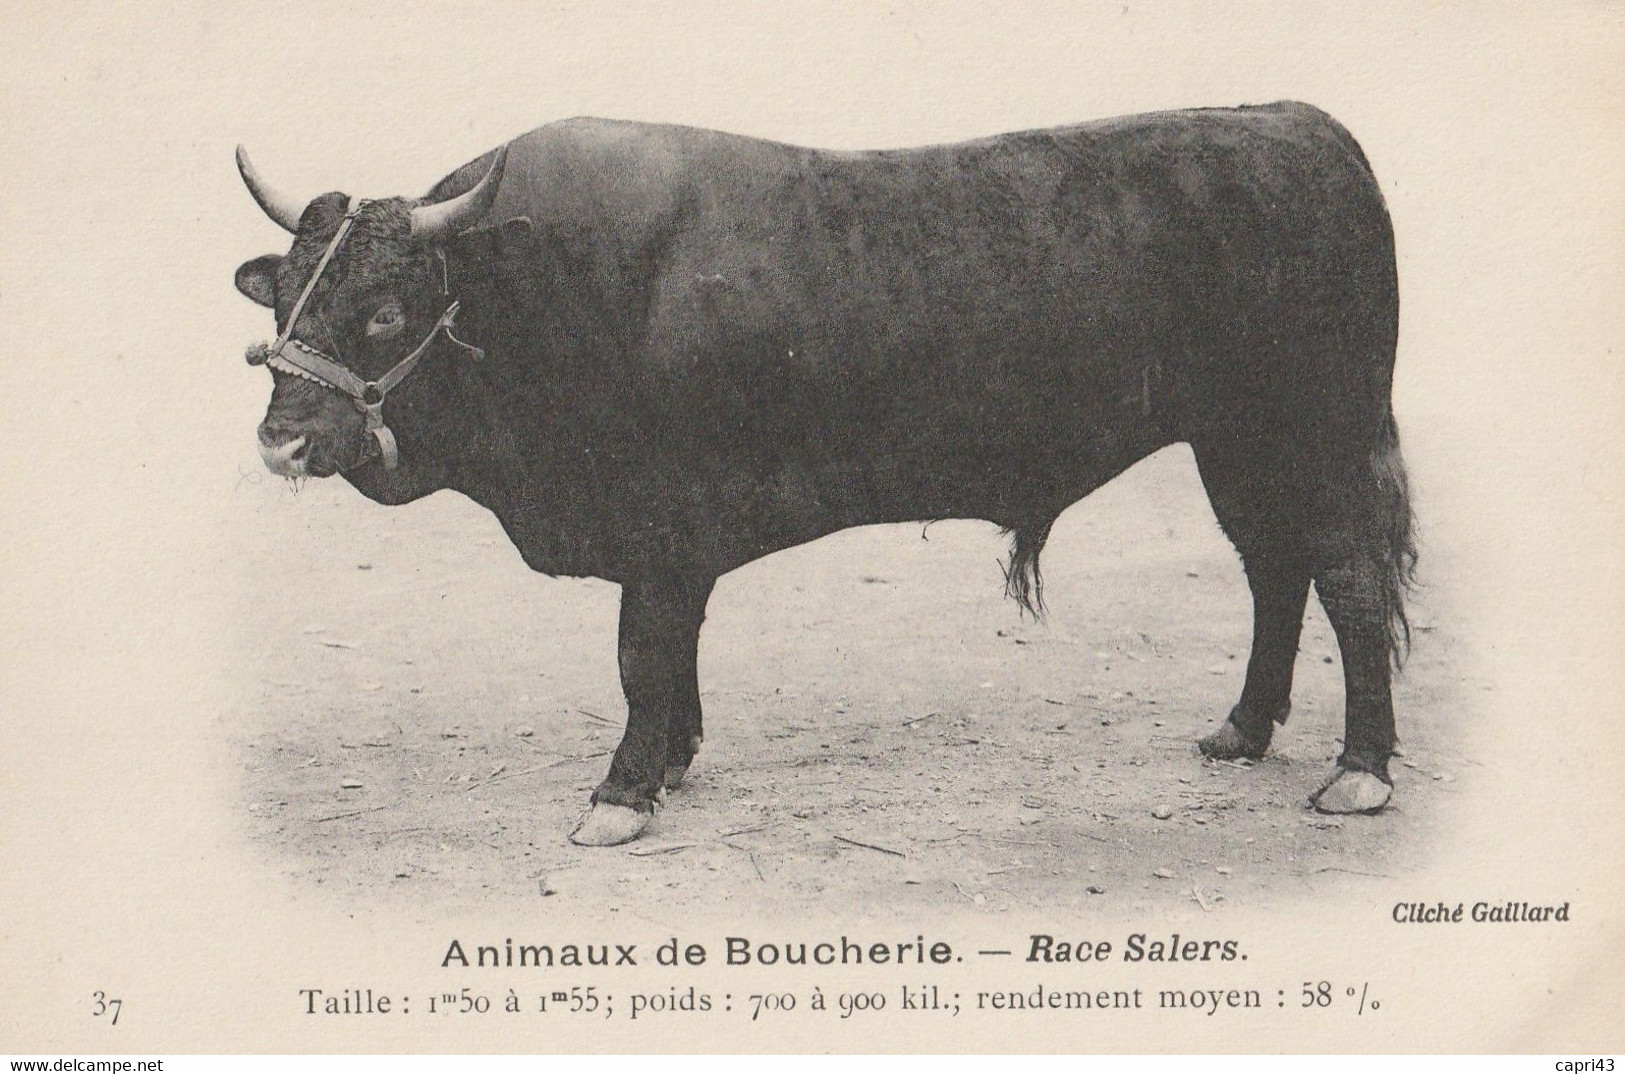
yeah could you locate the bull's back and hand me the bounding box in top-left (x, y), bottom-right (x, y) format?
top-left (624, 104), bottom-right (1394, 458)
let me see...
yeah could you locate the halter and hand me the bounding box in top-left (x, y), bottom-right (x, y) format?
top-left (245, 198), bottom-right (484, 470)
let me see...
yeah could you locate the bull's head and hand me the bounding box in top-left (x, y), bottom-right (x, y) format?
top-left (234, 146), bottom-right (507, 482)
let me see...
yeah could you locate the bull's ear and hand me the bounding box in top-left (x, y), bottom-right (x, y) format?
top-left (455, 216), bottom-right (533, 262)
top-left (235, 254), bottom-right (282, 307)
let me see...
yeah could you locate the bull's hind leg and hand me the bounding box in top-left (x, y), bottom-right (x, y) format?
top-left (1199, 557), bottom-right (1311, 760)
top-left (1192, 445), bottom-right (1313, 761)
top-left (1309, 555), bottom-right (1399, 813)
top-left (1310, 420), bottom-right (1414, 813)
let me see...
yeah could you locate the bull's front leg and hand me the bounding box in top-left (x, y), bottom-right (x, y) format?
top-left (570, 574), bottom-right (712, 846)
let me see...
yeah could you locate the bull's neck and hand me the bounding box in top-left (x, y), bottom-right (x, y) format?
top-left (364, 227), bottom-right (656, 565)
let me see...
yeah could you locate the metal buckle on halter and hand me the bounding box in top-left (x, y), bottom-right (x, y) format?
top-left (358, 392), bottom-right (399, 469)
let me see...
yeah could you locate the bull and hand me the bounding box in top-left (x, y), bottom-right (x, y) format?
top-left (234, 102), bottom-right (1416, 846)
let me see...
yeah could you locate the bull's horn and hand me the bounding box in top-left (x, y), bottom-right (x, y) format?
top-left (409, 146), bottom-right (508, 242)
top-left (236, 145), bottom-right (305, 234)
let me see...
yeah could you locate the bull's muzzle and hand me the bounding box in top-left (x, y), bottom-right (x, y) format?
top-left (258, 430), bottom-right (309, 477)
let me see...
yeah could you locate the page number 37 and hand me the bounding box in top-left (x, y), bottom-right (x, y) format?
top-left (91, 991), bottom-right (122, 1026)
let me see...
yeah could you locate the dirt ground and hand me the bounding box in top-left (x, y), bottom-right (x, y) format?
top-left (230, 437), bottom-right (1476, 916)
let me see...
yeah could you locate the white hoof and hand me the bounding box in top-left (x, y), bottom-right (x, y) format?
top-left (569, 803), bottom-right (652, 846)
top-left (1311, 768), bottom-right (1393, 814)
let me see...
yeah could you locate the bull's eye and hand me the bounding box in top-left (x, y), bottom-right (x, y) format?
top-left (367, 301), bottom-right (405, 339)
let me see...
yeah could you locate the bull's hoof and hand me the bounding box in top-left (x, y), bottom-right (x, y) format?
top-left (569, 803), bottom-right (652, 846)
top-left (1198, 720), bottom-right (1270, 761)
top-left (662, 761), bottom-right (691, 790)
top-left (1310, 768), bottom-right (1393, 814)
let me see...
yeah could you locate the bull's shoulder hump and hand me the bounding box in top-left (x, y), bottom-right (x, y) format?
top-left (424, 117), bottom-right (691, 202)
top-left (423, 119), bottom-right (715, 239)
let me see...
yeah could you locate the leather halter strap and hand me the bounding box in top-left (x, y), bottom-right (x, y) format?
top-left (246, 198), bottom-right (481, 470)
top-left (272, 198), bottom-right (364, 357)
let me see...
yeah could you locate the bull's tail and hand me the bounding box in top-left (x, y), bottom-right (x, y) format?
top-left (1373, 411), bottom-right (1419, 669)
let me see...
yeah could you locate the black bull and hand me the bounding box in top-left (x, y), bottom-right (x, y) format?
top-left (234, 101), bottom-right (1415, 845)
